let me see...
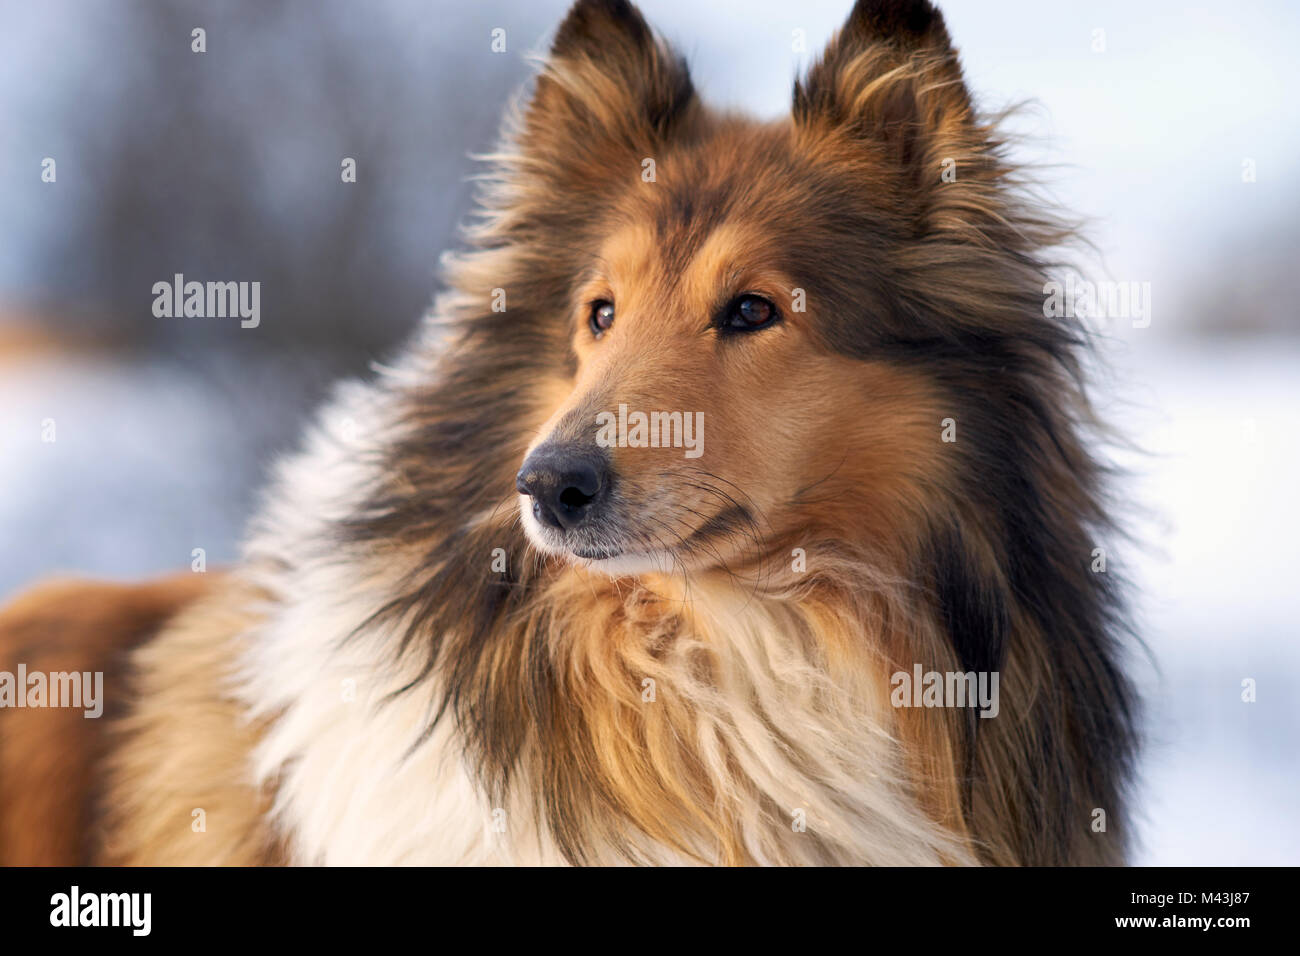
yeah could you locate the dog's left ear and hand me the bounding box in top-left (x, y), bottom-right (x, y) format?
top-left (793, 0), bottom-right (974, 181)
top-left (519, 0), bottom-right (697, 182)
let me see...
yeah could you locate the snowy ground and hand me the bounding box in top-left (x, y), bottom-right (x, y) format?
top-left (1, 339), bottom-right (1297, 864)
top-left (1107, 338), bottom-right (1300, 865)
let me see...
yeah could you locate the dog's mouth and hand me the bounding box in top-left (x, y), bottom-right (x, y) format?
top-left (514, 441), bottom-right (755, 574)
top-left (517, 491), bottom-right (754, 577)
top-left (517, 504), bottom-right (641, 566)
top-left (515, 486), bottom-right (693, 576)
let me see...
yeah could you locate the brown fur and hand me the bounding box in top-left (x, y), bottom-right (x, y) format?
top-left (0, 0), bottom-right (1137, 866)
top-left (94, 574), bottom-right (284, 866)
top-left (339, 0), bottom-right (1137, 864)
top-left (0, 574), bottom-right (211, 864)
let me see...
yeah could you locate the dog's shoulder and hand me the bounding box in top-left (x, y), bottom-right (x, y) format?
top-left (0, 573), bottom-right (214, 864)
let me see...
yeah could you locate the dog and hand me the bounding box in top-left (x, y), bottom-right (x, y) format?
top-left (0, 0), bottom-right (1137, 865)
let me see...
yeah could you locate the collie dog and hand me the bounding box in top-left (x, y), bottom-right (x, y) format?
top-left (0, 0), bottom-right (1137, 865)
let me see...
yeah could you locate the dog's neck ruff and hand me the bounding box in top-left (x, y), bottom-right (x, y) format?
top-left (232, 367), bottom-right (970, 866)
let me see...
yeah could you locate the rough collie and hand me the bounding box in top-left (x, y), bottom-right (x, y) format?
top-left (0, 0), bottom-right (1137, 865)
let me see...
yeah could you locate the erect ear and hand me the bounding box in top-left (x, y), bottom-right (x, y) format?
top-left (519, 0), bottom-right (696, 177)
top-left (793, 0), bottom-right (975, 177)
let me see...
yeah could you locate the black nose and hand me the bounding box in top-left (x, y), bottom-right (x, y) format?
top-left (515, 443), bottom-right (611, 530)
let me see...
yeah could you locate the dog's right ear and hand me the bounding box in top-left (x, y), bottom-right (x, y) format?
top-left (517, 0), bottom-right (696, 181)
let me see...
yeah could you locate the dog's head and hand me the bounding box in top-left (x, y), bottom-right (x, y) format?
top-left (509, 0), bottom-right (1077, 577)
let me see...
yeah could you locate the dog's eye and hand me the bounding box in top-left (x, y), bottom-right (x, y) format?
top-left (722, 294), bottom-right (779, 333)
top-left (589, 300), bottom-right (615, 337)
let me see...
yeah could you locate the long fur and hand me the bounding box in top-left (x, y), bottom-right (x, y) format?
top-left (18, 0), bottom-right (1140, 866)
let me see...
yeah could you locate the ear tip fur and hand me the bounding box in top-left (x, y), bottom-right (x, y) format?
top-left (792, 0), bottom-right (967, 131)
top-left (551, 0), bottom-right (653, 57)
top-left (845, 0), bottom-right (953, 48)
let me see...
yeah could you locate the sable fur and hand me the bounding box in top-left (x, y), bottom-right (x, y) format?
top-left (0, 574), bottom-right (211, 864)
top-left (0, 0), bottom-right (1138, 866)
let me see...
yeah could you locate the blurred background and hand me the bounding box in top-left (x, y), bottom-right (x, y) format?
top-left (1, 0), bottom-right (1296, 864)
